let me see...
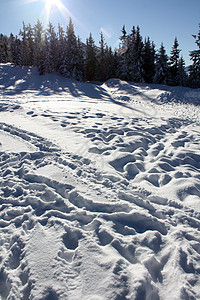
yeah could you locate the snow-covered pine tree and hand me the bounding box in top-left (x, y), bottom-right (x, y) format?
top-left (0, 34), bottom-right (8, 63)
top-left (118, 25), bottom-right (145, 83)
top-left (131, 26), bottom-right (144, 82)
top-left (38, 30), bottom-right (51, 75)
top-left (8, 33), bottom-right (15, 63)
top-left (177, 56), bottom-right (187, 86)
top-left (59, 18), bottom-right (81, 80)
top-left (85, 33), bottom-right (97, 81)
top-left (38, 22), bottom-right (59, 74)
top-left (154, 43), bottom-right (169, 84)
top-left (57, 23), bottom-right (66, 74)
top-left (96, 32), bottom-right (107, 82)
top-left (19, 22), bottom-right (29, 66)
top-left (118, 25), bottom-right (129, 80)
top-left (19, 22), bottom-right (34, 66)
top-left (127, 26), bottom-right (137, 81)
top-left (142, 37), bottom-right (156, 83)
top-left (189, 24), bottom-right (200, 88)
top-left (169, 37), bottom-right (181, 85)
top-left (76, 36), bottom-right (85, 81)
top-left (33, 19), bottom-right (43, 67)
top-left (11, 35), bottom-right (21, 65)
top-left (26, 23), bottom-right (34, 65)
top-left (104, 46), bottom-right (117, 80)
top-left (189, 51), bottom-right (200, 88)
top-left (47, 22), bottom-right (58, 72)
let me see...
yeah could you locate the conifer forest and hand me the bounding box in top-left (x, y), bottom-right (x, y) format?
top-left (0, 19), bottom-right (200, 88)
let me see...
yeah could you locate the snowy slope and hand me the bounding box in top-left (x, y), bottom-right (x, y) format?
top-left (0, 64), bottom-right (200, 300)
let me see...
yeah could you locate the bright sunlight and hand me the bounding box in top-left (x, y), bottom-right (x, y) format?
top-left (44, 0), bottom-right (65, 23)
top-left (42, 0), bottom-right (81, 30)
top-left (23, 0), bottom-right (70, 23)
top-left (23, 0), bottom-right (83, 32)
top-left (44, 0), bottom-right (62, 10)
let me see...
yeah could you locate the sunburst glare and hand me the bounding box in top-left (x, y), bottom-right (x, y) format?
top-left (20, 0), bottom-right (76, 25)
top-left (16, 0), bottom-right (88, 34)
top-left (42, 0), bottom-right (86, 33)
top-left (42, 0), bottom-right (73, 25)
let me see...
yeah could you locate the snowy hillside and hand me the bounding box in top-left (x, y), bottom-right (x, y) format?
top-left (0, 64), bottom-right (200, 300)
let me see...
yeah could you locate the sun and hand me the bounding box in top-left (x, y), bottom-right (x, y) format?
top-left (43, 0), bottom-right (67, 24)
top-left (44, 0), bottom-right (63, 11)
top-left (46, 0), bottom-right (57, 3)
top-left (23, 0), bottom-right (76, 26)
top-left (26, 0), bottom-right (80, 29)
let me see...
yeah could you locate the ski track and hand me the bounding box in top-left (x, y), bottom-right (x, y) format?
top-left (0, 79), bottom-right (200, 299)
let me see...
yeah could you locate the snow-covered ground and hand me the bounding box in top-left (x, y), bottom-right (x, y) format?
top-left (0, 63), bottom-right (200, 300)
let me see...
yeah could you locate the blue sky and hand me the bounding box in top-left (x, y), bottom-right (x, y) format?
top-left (0, 0), bottom-right (199, 65)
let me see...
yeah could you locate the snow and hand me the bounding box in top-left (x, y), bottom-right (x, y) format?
top-left (0, 63), bottom-right (200, 299)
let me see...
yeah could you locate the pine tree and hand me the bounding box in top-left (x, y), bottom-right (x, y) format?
top-left (19, 24), bottom-right (27, 66)
top-left (19, 22), bottom-right (34, 66)
top-left (11, 36), bottom-right (21, 65)
top-left (130, 26), bottom-right (144, 82)
top-left (33, 19), bottom-right (43, 67)
top-left (119, 25), bottom-right (128, 54)
top-left (177, 56), bottom-right (187, 86)
top-left (60, 18), bottom-right (80, 79)
top-left (0, 34), bottom-right (8, 63)
top-left (118, 25), bottom-right (129, 80)
top-left (76, 36), bottom-right (85, 81)
top-left (26, 23), bottom-right (34, 65)
top-left (142, 37), bottom-right (156, 83)
top-left (19, 23), bottom-right (28, 66)
top-left (189, 51), bottom-right (200, 88)
top-left (154, 43), bottom-right (169, 84)
top-left (85, 33), bottom-right (97, 81)
top-left (38, 31), bottom-right (51, 75)
top-left (96, 32), bottom-right (107, 82)
top-left (189, 24), bottom-right (200, 88)
top-left (104, 46), bottom-right (117, 80)
top-left (118, 25), bottom-right (144, 82)
top-left (8, 33), bottom-right (15, 63)
top-left (57, 23), bottom-right (66, 73)
top-left (127, 26), bottom-right (137, 81)
top-left (169, 37), bottom-right (181, 85)
top-left (38, 22), bottom-right (59, 74)
top-left (46, 22), bottom-right (58, 72)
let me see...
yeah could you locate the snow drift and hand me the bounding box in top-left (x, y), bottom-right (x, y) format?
top-left (0, 64), bottom-right (200, 300)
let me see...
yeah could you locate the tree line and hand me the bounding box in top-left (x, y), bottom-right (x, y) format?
top-left (0, 19), bottom-right (200, 88)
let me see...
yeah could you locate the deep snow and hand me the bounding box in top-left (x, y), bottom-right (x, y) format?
top-left (0, 64), bottom-right (200, 300)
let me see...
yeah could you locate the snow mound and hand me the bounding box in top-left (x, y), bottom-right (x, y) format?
top-left (0, 63), bottom-right (112, 101)
top-left (157, 87), bottom-right (200, 105)
top-left (104, 78), bottom-right (200, 106)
